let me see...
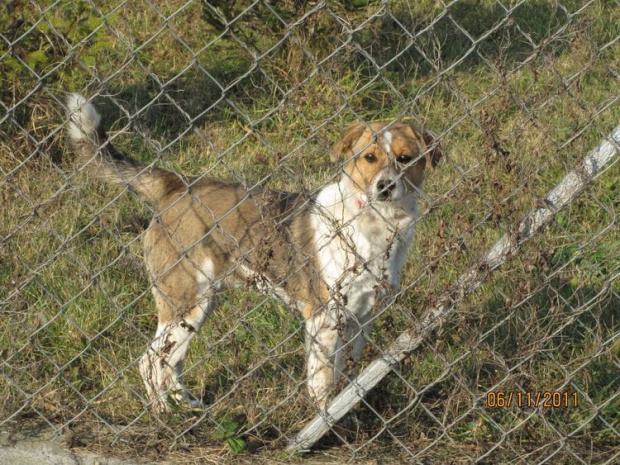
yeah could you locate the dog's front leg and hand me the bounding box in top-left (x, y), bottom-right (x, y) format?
top-left (304, 307), bottom-right (343, 409)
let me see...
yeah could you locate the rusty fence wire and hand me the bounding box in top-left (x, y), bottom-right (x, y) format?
top-left (1, 0), bottom-right (619, 463)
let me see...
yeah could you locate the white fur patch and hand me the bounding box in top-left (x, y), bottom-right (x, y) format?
top-left (382, 130), bottom-right (393, 155)
top-left (313, 178), bottom-right (417, 311)
top-left (196, 258), bottom-right (216, 291)
top-left (196, 258), bottom-right (218, 320)
top-left (307, 177), bottom-right (419, 405)
top-left (66, 93), bottom-right (101, 141)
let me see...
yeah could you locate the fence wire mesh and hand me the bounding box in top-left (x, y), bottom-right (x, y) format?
top-left (1, 0), bottom-right (619, 463)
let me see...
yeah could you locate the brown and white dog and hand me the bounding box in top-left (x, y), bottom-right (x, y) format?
top-left (66, 93), bottom-right (442, 412)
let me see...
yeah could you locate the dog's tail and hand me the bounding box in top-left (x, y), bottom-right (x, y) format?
top-left (66, 93), bottom-right (180, 206)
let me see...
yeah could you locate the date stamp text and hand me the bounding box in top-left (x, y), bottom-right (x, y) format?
top-left (486, 391), bottom-right (578, 409)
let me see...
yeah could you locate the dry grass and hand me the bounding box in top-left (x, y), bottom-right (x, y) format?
top-left (1, 0), bottom-right (618, 462)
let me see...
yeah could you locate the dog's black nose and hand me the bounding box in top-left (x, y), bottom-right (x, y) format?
top-left (377, 180), bottom-right (396, 201)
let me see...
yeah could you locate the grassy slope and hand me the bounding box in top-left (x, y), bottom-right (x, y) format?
top-left (1, 0), bottom-right (618, 462)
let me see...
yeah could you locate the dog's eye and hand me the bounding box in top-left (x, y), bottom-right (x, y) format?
top-left (364, 153), bottom-right (377, 163)
top-left (396, 155), bottom-right (413, 164)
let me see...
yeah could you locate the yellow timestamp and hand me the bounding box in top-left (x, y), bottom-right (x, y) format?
top-left (486, 391), bottom-right (579, 408)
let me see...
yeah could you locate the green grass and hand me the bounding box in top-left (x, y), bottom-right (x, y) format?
top-left (1, 0), bottom-right (618, 462)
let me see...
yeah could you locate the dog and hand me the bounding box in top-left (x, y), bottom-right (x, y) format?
top-left (66, 93), bottom-right (442, 413)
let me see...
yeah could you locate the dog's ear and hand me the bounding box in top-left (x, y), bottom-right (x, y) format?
top-left (331, 122), bottom-right (366, 162)
top-left (409, 124), bottom-right (444, 170)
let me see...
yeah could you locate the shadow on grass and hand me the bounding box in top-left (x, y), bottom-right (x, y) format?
top-left (367, 0), bottom-right (574, 75)
top-left (86, 0), bottom-right (583, 141)
top-left (1, 0), bottom-right (596, 164)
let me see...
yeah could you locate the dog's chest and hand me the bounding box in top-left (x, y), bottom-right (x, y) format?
top-left (312, 185), bottom-right (415, 315)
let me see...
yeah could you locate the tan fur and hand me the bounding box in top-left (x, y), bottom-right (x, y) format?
top-left (141, 181), bottom-right (327, 309)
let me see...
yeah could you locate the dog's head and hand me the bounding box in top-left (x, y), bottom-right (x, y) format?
top-left (331, 122), bottom-right (443, 206)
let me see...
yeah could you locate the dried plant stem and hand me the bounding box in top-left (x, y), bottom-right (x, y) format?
top-left (288, 124), bottom-right (620, 453)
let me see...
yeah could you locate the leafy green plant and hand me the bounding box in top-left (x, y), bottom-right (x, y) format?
top-left (0, 0), bottom-right (112, 99)
top-left (213, 418), bottom-right (247, 454)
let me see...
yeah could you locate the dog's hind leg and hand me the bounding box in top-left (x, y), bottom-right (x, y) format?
top-left (139, 259), bottom-right (218, 413)
top-left (139, 289), bottom-right (215, 412)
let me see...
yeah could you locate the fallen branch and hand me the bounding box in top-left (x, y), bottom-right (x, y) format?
top-left (287, 124), bottom-right (620, 453)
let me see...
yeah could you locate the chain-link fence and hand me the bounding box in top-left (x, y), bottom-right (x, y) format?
top-left (1, 1), bottom-right (618, 463)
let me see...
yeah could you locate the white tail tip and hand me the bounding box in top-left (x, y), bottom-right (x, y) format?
top-left (66, 93), bottom-right (101, 141)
